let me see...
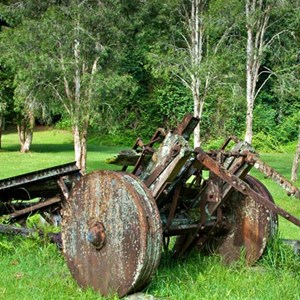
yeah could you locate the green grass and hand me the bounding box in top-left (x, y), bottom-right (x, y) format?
top-left (250, 153), bottom-right (300, 240)
top-left (0, 237), bottom-right (299, 300)
top-left (0, 127), bottom-right (123, 179)
top-left (0, 127), bottom-right (300, 300)
top-left (0, 236), bottom-right (112, 300)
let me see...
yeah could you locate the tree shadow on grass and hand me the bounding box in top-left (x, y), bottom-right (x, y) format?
top-left (1, 143), bottom-right (124, 154)
top-left (1, 144), bottom-right (20, 152)
top-left (31, 143), bottom-right (74, 153)
top-left (2, 143), bottom-right (74, 153)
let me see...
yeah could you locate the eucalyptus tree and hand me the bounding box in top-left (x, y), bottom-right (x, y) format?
top-left (291, 127), bottom-right (300, 182)
top-left (183, 0), bottom-right (244, 146)
top-left (0, 0), bottom-right (134, 171)
top-left (245, 0), bottom-right (300, 147)
top-left (185, 0), bottom-right (208, 147)
top-left (244, 0), bottom-right (273, 144)
top-left (145, 0), bottom-right (243, 146)
top-left (0, 14), bottom-right (12, 149)
top-left (0, 1), bottom-right (55, 152)
top-left (0, 65), bottom-right (13, 149)
top-left (40, 1), bottom-right (134, 172)
top-left (243, 0), bottom-right (300, 144)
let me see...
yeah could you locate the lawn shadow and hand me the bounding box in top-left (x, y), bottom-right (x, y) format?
top-left (1, 143), bottom-right (125, 154)
top-left (1, 144), bottom-right (20, 151)
top-left (31, 143), bottom-right (74, 153)
top-left (2, 143), bottom-right (74, 153)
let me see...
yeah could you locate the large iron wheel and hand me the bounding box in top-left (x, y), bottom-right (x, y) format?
top-left (62, 171), bottom-right (162, 297)
top-left (204, 175), bottom-right (278, 264)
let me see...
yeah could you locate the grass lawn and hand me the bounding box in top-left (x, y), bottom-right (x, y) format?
top-left (0, 127), bottom-right (299, 300)
top-left (0, 126), bottom-right (123, 178)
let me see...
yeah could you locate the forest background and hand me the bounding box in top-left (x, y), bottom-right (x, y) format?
top-left (0, 0), bottom-right (299, 174)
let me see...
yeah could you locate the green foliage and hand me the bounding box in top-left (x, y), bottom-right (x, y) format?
top-left (0, 236), bottom-right (15, 255)
top-left (276, 112), bottom-right (300, 143)
top-left (253, 104), bottom-right (277, 134)
top-left (54, 116), bottom-right (72, 131)
top-left (0, 0), bottom-right (299, 152)
top-left (252, 132), bottom-right (284, 153)
top-left (203, 137), bottom-right (226, 151)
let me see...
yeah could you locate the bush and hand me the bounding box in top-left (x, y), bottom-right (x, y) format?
top-left (275, 112), bottom-right (300, 143)
top-left (252, 132), bottom-right (284, 153)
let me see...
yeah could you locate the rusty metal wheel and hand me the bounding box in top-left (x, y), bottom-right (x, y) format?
top-left (61, 171), bottom-right (162, 298)
top-left (205, 175), bottom-right (278, 264)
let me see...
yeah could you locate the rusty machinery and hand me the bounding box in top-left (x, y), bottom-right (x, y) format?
top-left (0, 114), bottom-right (300, 298)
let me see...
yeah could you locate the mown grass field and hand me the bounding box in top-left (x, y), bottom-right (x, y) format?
top-left (0, 127), bottom-right (299, 300)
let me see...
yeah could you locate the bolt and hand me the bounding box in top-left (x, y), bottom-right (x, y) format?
top-left (87, 221), bottom-right (106, 250)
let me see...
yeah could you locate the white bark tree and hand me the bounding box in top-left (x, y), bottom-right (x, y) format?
top-left (189, 0), bottom-right (205, 148)
top-left (178, 0), bottom-right (230, 148)
top-left (17, 113), bottom-right (35, 153)
top-left (14, 84), bottom-right (39, 153)
top-left (245, 0), bottom-right (271, 144)
top-left (0, 102), bottom-right (6, 149)
top-left (0, 0), bottom-right (132, 172)
top-left (57, 34), bottom-right (100, 172)
top-left (0, 115), bottom-right (4, 149)
top-left (291, 127), bottom-right (300, 182)
top-left (40, 1), bottom-right (128, 173)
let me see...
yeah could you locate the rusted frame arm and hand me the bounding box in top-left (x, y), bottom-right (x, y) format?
top-left (163, 185), bottom-right (181, 234)
top-left (246, 155), bottom-right (300, 199)
top-left (6, 196), bottom-right (61, 223)
top-left (0, 162), bottom-right (79, 191)
top-left (197, 149), bottom-right (300, 227)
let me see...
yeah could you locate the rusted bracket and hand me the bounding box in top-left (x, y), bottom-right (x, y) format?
top-left (197, 149), bottom-right (300, 228)
top-left (144, 145), bottom-right (181, 188)
top-left (173, 114), bottom-right (199, 140)
top-left (57, 177), bottom-right (70, 200)
top-left (164, 185), bottom-right (181, 234)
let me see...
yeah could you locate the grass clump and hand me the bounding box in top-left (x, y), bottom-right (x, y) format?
top-left (147, 250), bottom-right (300, 300)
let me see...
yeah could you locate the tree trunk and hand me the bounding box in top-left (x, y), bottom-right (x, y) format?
top-left (193, 77), bottom-right (201, 148)
top-left (0, 116), bottom-right (3, 149)
top-left (18, 112), bottom-right (35, 153)
top-left (291, 128), bottom-right (300, 182)
top-left (244, 0), bottom-right (270, 144)
top-left (73, 124), bottom-right (87, 173)
top-left (190, 0), bottom-right (204, 148)
top-left (245, 23), bottom-right (255, 144)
